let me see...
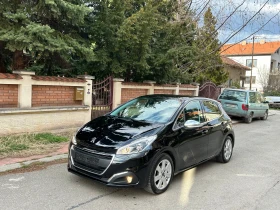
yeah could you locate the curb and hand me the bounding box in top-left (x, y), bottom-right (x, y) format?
top-left (0, 154), bottom-right (68, 173)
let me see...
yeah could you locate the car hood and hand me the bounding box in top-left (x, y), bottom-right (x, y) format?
top-left (76, 116), bottom-right (163, 152)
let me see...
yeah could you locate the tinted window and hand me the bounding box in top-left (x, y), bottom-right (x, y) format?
top-left (202, 100), bottom-right (222, 121)
top-left (110, 97), bottom-right (183, 123)
top-left (219, 90), bottom-right (247, 102)
top-left (176, 100), bottom-right (205, 127)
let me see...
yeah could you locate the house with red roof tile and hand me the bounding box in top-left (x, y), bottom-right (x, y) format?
top-left (221, 40), bottom-right (280, 91)
top-left (221, 56), bottom-right (250, 88)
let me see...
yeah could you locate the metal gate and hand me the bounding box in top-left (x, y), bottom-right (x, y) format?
top-left (91, 76), bottom-right (113, 119)
top-left (199, 82), bottom-right (221, 100)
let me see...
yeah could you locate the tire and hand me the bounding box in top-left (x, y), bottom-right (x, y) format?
top-left (144, 153), bottom-right (174, 194)
top-left (260, 110), bottom-right (268, 120)
top-left (244, 112), bottom-right (253, 123)
top-left (217, 136), bottom-right (233, 163)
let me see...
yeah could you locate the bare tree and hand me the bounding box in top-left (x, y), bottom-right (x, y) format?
top-left (257, 65), bottom-right (270, 91)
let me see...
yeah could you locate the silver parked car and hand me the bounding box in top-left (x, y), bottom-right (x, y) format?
top-left (265, 96), bottom-right (280, 103)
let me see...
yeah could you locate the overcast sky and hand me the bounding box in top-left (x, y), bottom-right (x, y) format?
top-left (191, 0), bottom-right (280, 44)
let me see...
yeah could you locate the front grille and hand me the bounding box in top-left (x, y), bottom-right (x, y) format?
top-left (71, 146), bottom-right (113, 175)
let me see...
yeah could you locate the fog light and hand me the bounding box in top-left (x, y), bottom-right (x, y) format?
top-left (126, 176), bottom-right (133, 184)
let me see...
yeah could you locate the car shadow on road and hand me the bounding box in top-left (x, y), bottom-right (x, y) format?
top-left (67, 158), bottom-right (219, 196)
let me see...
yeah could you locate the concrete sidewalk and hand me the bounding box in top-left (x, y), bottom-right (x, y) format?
top-left (0, 110), bottom-right (278, 173)
top-left (0, 143), bottom-right (69, 172)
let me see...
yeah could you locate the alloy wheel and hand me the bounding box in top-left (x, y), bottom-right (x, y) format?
top-left (154, 159), bottom-right (172, 190)
top-left (224, 139), bottom-right (233, 161)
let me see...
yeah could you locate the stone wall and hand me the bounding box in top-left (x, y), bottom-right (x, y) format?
top-left (112, 79), bottom-right (199, 109)
top-left (32, 85), bottom-right (82, 107)
top-left (0, 71), bottom-right (94, 135)
top-left (0, 84), bottom-right (18, 108)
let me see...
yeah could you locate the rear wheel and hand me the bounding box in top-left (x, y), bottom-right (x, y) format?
top-left (217, 136), bottom-right (233, 163)
top-left (244, 112), bottom-right (253, 123)
top-left (260, 110), bottom-right (268, 120)
top-left (144, 153), bottom-right (174, 194)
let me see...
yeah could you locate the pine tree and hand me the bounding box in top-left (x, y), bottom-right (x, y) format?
top-left (0, 0), bottom-right (94, 75)
top-left (194, 7), bottom-right (228, 85)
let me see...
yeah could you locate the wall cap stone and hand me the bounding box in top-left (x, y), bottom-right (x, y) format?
top-left (0, 73), bottom-right (22, 80)
top-left (32, 76), bottom-right (86, 83)
top-left (0, 105), bottom-right (89, 115)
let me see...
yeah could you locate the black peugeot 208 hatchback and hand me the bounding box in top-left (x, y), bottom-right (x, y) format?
top-left (68, 95), bottom-right (234, 194)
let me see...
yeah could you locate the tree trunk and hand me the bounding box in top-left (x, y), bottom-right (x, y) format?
top-left (12, 50), bottom-right (25, 70)
top-left (0, 42), bottom-right (7, 73)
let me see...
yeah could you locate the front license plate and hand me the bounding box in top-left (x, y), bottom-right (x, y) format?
top-left (75, 153), bottom-right (99, 166)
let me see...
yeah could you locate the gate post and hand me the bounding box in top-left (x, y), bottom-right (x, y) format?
top-left (191, 83), bottom-right (200, 96)
top-left (13, 70), bottom-right (35, 108)
top-left (144, 80), bottom-right (156, 94)
top-left (77, 75), bottom-right (95, 122)
top-left (112, 78), bottom-right (124, 109)
top-left (175, 83), bottom-right (180, 95)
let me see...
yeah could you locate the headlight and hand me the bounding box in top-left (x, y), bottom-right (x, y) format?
top-left (72, 135), bottom-right (77, 145)
top-left (116, 135), bottom-right (157, 155)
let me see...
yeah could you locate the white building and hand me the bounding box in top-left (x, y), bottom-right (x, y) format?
top-left (221, 41), bottom-right (280, 92)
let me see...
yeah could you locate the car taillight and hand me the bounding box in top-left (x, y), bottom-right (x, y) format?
top-left (242, 104), bottom-right (249, 111)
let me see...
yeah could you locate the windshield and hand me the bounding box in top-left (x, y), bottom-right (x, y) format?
top-left (110, 97), bottom-right (183, 123)
top-left (219, 90), bottom-right (247, 102)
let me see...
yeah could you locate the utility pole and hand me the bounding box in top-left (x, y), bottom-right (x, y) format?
top-left (250, 36), bottom-right (255, 90)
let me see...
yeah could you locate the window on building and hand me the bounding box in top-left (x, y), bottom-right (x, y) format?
top-left (245, 76), bottom-right (256, 84)
top-left (246, 59), bottom-right (257, 68)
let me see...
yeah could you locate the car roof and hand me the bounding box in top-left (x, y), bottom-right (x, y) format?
top-left (223, 88), bottom-right (257, 92)
top-left (137, 94), bottom-right (216, 102)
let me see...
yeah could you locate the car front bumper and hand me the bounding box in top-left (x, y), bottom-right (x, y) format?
top-left (67, 144), bottom-right (152, 188)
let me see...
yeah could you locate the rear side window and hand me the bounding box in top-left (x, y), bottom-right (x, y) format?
top-left (219, 90), bottom-right (247, 102)
top-left (249, 92), bottom-right (256, 103)
top-left (202, 100), bottom-right (222, 121)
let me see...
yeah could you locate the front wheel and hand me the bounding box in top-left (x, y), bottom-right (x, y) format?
top-left (144, 153), bottom-right (174, 194)
top-left (217, 136), bottom-right (233, 163)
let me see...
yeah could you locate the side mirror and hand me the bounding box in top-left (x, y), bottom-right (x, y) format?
top-left (184, 120), bottom-right (201, 129)
top-left (263, 101), bottom-right (269, 104)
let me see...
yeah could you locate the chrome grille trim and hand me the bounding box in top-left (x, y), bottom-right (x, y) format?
top-left (70, 145), bottom-right (115, 175)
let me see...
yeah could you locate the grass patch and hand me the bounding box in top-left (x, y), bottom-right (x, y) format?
top-left (34, 133), bottom-right (68, 144)
top-left (9, 143), bottom-right (29, 151)
top-left (0, 131), bottom-right (73, 159)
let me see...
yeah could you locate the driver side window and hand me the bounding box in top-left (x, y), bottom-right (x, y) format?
top-left (176, 100), bottom-right (205, 127)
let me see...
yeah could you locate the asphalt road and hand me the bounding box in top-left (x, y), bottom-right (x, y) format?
top-left (1, 114), bottom-right (280, 210)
